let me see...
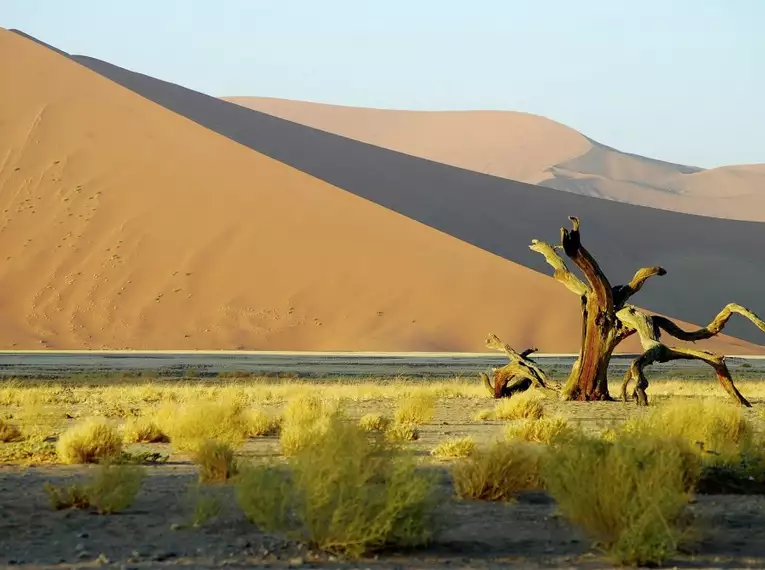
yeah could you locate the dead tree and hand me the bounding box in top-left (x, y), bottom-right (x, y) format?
top-left (481, 334), bottom-right (560, 398)
top-left (488, 216), bottom-right (765, 406)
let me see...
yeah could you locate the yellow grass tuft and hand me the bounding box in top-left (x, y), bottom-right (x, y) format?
top-left (45, 463), bottom-right (144, 514)
top-left (385, 422), bottom-right (420, 442)
top-left (56, 419), bottom-right (123, 464)
top-left (279, 395), bottom-right (341, 456)
top-left (394, 391), bottom-right (436, 425)
top-left (358, 413), bottom-right (391, 432)
top-left (472, 408), bottom-right (494, 422)
top-left (247, 409), bottom-right (282, 437)
top-left (492, 391), bottom-right (545, 421)
top-left (0, 418), bottom-right (22, 443)
top-left (122, 417), bottom-right (169, 444)
top-left (452, 440), bottom-right (545, 501)
top-left (505, 417), bottom-right (574, 444)
top-left (158, 398), bottom-right (250, 452)
top-left (543, 432), bottom-right (699, 566)
top-left (192, 440), bottom-right (238, 483)
top-left (430, 436), bottom-right (476, 459)
top-left (235, 416), bottom-right (441, 557)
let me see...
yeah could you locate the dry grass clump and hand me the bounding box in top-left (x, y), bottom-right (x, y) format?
top-left (56, 419), bottom-right (123, 464)
top-left (193, 440), bottom-right (238, 483)
top-left (431, 436), bottom-right (476, 459)
top-left (279, 395), bottom-right (341, 456)
top-left (394, 391), bottom-right (436, 425)
top-left (358, 413), bottom-right (391, 432)
top-left (158, 398), bottom-right (250, 453)
top-left (472, 408), bottom-right (494, 422)
top-left (187, 484), bottom-right (223, 527)
top-left (543, 432), bottom-right (699, 567)
top-left (492, 391), bottom-right (545, 421)
top-left (235, 416), bottom-right (441, 558)
top-left (618, 399), bottom-right (752, 460)
top-left (505, 417), bottom-right (574, 444)
top-left (247, 409), bottom-right (282, 436)
top-left (122, 417), bottom-right (169, 443)
top-left (452, 441), bottom-right (545, 501)
top-left (0, 418), bottom-right (22, 443)
top-left (385, 422), bottom-right (420, 442)
top-left (45, 463), bottom-right (144, 514)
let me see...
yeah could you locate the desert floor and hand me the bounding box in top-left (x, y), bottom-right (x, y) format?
top-left (1, 373), bottom-right (765, 569)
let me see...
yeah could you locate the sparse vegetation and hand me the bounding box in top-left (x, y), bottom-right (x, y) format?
top-left (543, 432), bottom-right (700, 566)
top-left (193, 440), bottom-right (238, 483)
top-left (431, 436), bottom-right (475, 458)
top-left (235, 416), bottom-right (441, 557)
top-left (394, 391), bottom-right (436, 425)
top-left (452, 440), bottom-right (545, 501)
top-left (187, 484), bottom-right (223, 527)
top-left (56, 419), bottom-right (123, 464)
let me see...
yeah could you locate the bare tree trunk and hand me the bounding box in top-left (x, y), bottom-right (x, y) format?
top-left (481, 334), bottom-right (560, 398)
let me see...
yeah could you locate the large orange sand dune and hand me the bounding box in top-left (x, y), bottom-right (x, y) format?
top-left (0, 28), bottom-right (760, 354)
top-left (227, 97), bottom-right (765, 222)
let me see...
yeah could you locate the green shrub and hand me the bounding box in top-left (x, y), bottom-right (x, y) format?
top-left (452, 440), bottom-right (545, 501)
top-left (193, 440), bottom-right (238, 483)
top-left (56, 419), bottom-right (123, 464)
top-left (543, 432), bottom-right (699, 566)
top-left (235, 416), bottom-right (441, 557)
top-left (279, 396), bottom-right (340, 456)
top-left (394, 392), bottom-right (436, 425)
top-left (187, 484), bottom-right (223, 527)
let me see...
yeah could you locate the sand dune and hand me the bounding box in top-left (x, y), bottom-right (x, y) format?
top-left (0, 28), bottom-right (760, 354)
top-left (227, 97), bottom-right (765, 222)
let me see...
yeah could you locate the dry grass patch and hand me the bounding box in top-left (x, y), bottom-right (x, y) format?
top-left (235, 416), bottom-right (441, 558)
top-left (45, 463), bottom-right (145, 514)
top-left (492, 391), bottom-right (545, 421)
top-left (158, 398), bottom-right (250, 453)
top-left (472, 408), bottom-right (494, 422)
top-left (279, 395), bottom-right (341, 456)
top-left (431, 436), bottom-right (476, 459)
top-left (247, 409), bottom-right (282, 436)
top-left (452, 441), bottom-right (545, 501)
top-left (394, 391), bottom-right (436, 425)
top-left (385, 423), bottom-right (420, 442)
top-left (193, 440), bottom-right (238, 483)
top-left (543, 432), bottom-right (699, 567)
top-left (618, 399), bottom-right (752, 460)
top-left (505, 417), bottom-right (574, 444)
top-left (56, 419), bottom-right (123, 464)
top-left (358, 413), bottom-right (391, 432)
top-left (0, 418), bottom-right (22, 443)
top-left (122, 417), bottom-right (168, 444)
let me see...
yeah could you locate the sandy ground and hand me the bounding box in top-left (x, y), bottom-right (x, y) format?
top-left (2, 395), bottom-right (765, 569)
top-left (226, 97), bottom-right (765, 222)
top-left (1, 28), bottom-right (760, 355)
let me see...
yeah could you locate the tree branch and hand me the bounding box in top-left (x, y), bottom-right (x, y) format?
top-left (612, 266), bottom-right (667, 309)
top-left (529, 239), bottom-right (588, 296)
top-left (560, 216), bottom-right (614, 311)
top-left (654, 303), bottom-right (765, 342)
top-left (484, 334), bottom-right (559, 398)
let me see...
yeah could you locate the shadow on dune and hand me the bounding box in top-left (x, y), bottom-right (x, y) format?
top-left (10, 29), bottom-right (765, 344)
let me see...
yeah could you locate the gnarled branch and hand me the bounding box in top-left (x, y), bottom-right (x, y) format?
top-left (560, 216), bottom-right (614, 311)
top-left (612, 266), bottom-right (666, 309)
top-left (482, 334), bottom-right (559, 398)
top-left (655, 303), bottom-right (765, 342)
top-left (529, 239), bottom-right (588, 296)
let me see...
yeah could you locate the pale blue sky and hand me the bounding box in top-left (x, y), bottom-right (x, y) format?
top-left (3, 1), bottom-right (763, 168)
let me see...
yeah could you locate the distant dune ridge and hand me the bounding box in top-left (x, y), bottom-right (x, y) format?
top-left (226, 97), bottom-right (765, 222)
top-left (0, 27), bottom-right (763, 354)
